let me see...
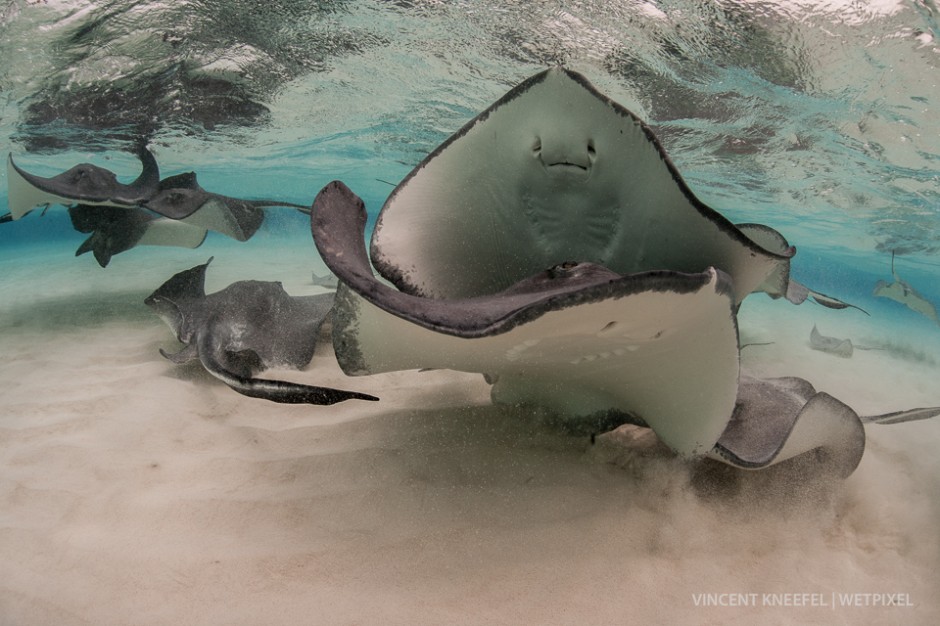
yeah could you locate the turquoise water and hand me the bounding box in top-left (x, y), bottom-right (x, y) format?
top-left (1, 0), bottom-right (939, 311)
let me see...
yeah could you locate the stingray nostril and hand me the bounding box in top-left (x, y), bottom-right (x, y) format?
top-left (587, 140), bottom-right (597, 160)
top-left (532, 137), bottom-right (542, 156)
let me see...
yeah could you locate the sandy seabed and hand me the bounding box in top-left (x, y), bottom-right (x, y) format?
top-left (1, 238), bottom-right (939, 625)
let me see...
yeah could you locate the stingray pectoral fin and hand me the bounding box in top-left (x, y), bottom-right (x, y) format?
top-left (160, 343), bottom-right (199, 364)
top-left (711, 377), bottom-right (865, 477)
top-left (68, 205), bottom-right (153, 267)
top-left (735, 223), bottom-right (794, 298)
top-left (177, 197), bottom-right (265, 241)
top-left (138, 218), bottom-right (208, 249)
top-left (861, 407), bottom-right (940, 425)
top-left (8, 150), bottom-right (159, 217)
top-left (122, 144), bottom-right (160, 204)
top-left (8, 154), bottom-right (78, 219)
top-left (146, 258), bottom-right (213, 308)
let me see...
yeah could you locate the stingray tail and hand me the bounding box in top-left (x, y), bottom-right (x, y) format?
top-left (247, 199), bottom-right (310, 212)
top-left (198, 339), bottom-right (378, 405)
top-left (786, 279), bottom-right (869, 315)
top-left (226, 376), bottom-right (379, 405)
top-left (861, 406), bottom-right (940, 425)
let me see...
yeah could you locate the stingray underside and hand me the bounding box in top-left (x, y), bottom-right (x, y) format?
top-left (69, 204), bottom-right (207, 267)
top-left (144, 173), bottom-right (266, 241)
top-left (369, 67), bottom-right (793, 305)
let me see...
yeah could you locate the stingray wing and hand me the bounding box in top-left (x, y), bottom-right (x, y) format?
top-left (711, 376), bottom-right (866, 477)
top-left (136, 218), bottom-right (208, 250)
top-left (146, 192), bottom-right (264, 241)
top-left (204, 282), bottom-right (333, 371)
top-left (68, 204), bottom-right (206, 267)
top-left (736, 223), bottom-right (865, 313)
top-left (144, 257), bottom-right (214, 345)
top-left (69, 205), bottom-right (151, 268)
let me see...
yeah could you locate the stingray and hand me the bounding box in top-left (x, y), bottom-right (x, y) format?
top-left (7, 147), bottom-right (159, 219)
top-left (312, 180), bottom-right (940, 474)
top-left (144, 172), bottom-right (309, 242)
top-left (314, 181), bottom-right (740, 455)
top-left (68, 205), bottom-right (207, 268)
top-left (369, 67), bottom-right (852, 312)
top-left (8, 151), bottom-right (308, 248)
top-left (312, 269), bottom-right (339, 289)
top-left (873, 251), bottom-right (940, 325)
top-left (711, 375), bottom-right (940, 476)
top-left (809, 324), bottom-right (854, 358)
top-left (145, 257), bottom-right (378, 405)
top-left (734, 223), bottom-right (867, 313)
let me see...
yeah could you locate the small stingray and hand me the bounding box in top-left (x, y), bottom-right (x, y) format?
top-left (312, 269), bottom-right (339, 289)
top-left (68, 205), bottom-right (207, 268)
top-left (712, 375), bottom-right (940, 477)
top-left (145, 257), bottom-right (377, 405)
top-left (809, 324), bottom-right (854, 358)
top-left (7, 150), bottom-right (309, 257)
top-left (312, 181), bottom-right (940, 475)
top-left (144, 171), bottom-right (308, 242)
top-left (735, 223), bottom-right (866, 313)
top-left (7, 146), bottom-right (159, 219)
top-left (874, 251), bottom-right (940, 325)
top-left (369, 67), bottom-right (853, 312)
top-left (807, 325), bottom-right (934, 364)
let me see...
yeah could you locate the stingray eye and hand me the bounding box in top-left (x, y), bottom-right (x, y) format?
top-left (71, 168), bottom-right (88, 183)
top-left (546, 261), bottom-right (579, 279)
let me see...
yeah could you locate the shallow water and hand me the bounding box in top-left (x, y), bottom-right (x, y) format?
top-left (2, 1), bottom-right (940, 260)
top-left (1, 1), bottom-right (939, 624)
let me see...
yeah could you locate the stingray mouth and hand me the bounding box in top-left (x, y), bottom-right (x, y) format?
top-left (546, 160), bottom-right (589, 173)
top-left (532, 137), bottom-right (595, 180)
